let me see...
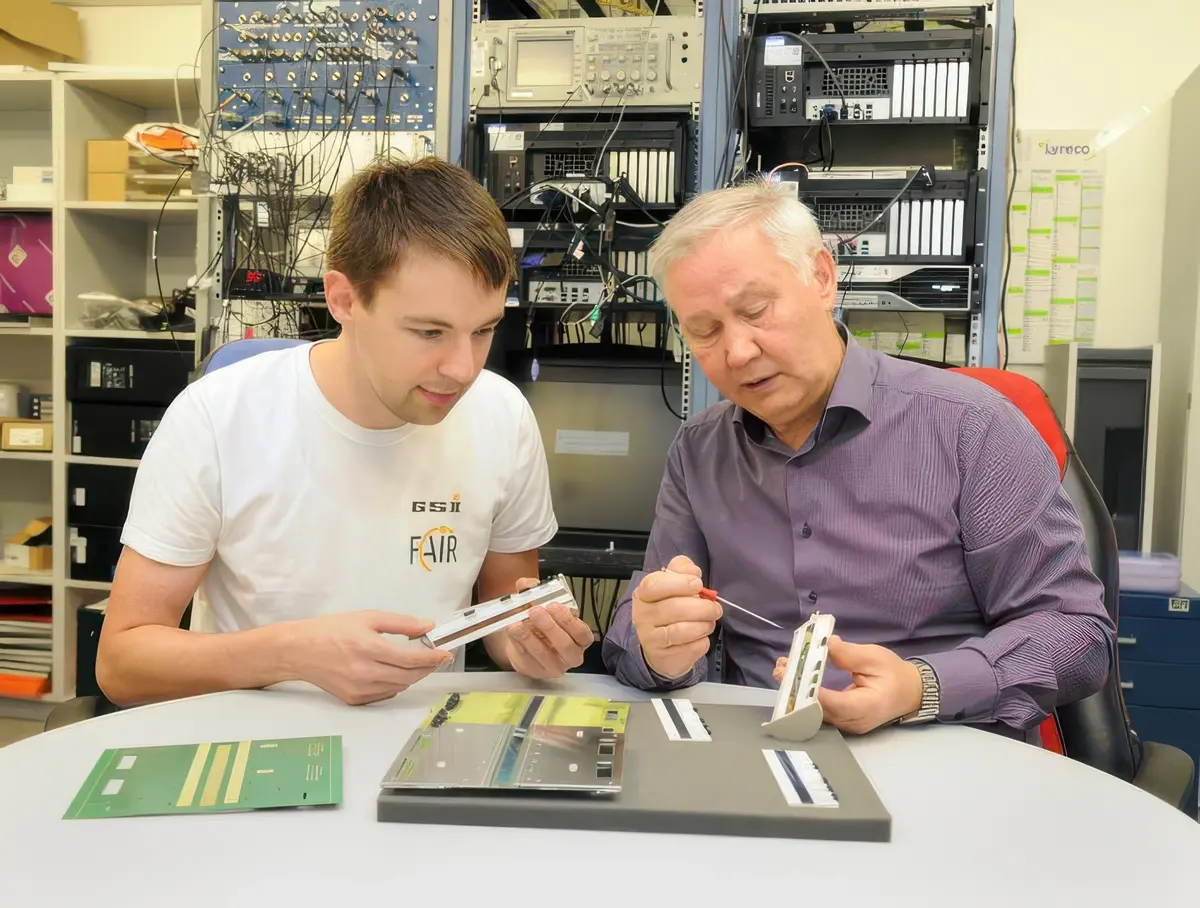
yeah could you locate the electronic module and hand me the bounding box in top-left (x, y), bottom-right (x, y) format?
top-left (420, 573), bottom-right (579, 651)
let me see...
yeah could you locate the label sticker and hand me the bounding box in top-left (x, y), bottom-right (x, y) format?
top-left (554, 429), bottom-right (629, 457)
top-left (652, 698), bottom-right (711, 742)
top-left (838, 293), bottom-right (884, 309)
top-left (763, 36), bottom-right (803, 68)
top-left (1168, 598), bottom-right (1191, 613)
top-left (6, 426), bottom-right (44, 448)
top-left (762, 749), bottom-right (838, 808)
top-left (488, 130), bottom-right (524, 152)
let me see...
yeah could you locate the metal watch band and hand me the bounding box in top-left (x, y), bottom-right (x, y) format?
top-left (900, 658), bottom-right (940, 724)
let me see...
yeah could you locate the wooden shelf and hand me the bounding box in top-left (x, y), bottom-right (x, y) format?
top-left (53, 0), bottom-right (198, 5)
top-left (0, 201), bottom-right (53, 211)
top-left (66, 328), bottom-right (196, 340)
top-left (61, 72), bottom-right (201, 111)
top-left (0, 72), bottom-right (53, 112)
top-left (66, 455), bottom-right (141, 468)
top-left (0, 571), bottom-right (52, 586)
top-left (63, 201), bottom-right (198, 224)
top-left (0, 451), bottom-right (52, 462)
top-left (0, 68), bottom-right (214, 721)
top-left (66, 580), bottom-right (112, 592)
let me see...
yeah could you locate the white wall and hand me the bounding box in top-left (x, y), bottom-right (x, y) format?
top-left (68, 3), bottom-right (202, 70)
top-left (1010, 0), bottom-right (1200, 384)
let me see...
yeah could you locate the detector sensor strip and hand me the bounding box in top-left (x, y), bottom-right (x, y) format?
top-left (651, 698), bottom-right (711, 742)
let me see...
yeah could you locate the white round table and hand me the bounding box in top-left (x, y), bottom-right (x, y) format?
top-left (1, 672), bottom-right (1196, 906)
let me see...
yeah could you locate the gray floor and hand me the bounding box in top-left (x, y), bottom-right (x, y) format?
top-left (0, 718), bottom-right (41, 747)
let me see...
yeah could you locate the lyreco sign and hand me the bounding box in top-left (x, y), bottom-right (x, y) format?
top-left (1023, 131), bottom-right (1102, 165)
top-left (1038, 141), bottom-right (1093, 158)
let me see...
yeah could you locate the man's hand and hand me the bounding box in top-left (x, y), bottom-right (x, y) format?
top-left (497, 577), bottom-right (595, 680)
top-left (286, 610), bottom-right (452, 706)
top-left (632, 555), bottom-right (722, 681)
top-left (773, 636), bottom-right (922, 734)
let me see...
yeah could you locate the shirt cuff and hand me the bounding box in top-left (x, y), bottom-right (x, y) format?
top-left (917, 646), bottom-right (1000, 722)
top-left (619, 638), bottom-right (703, 692)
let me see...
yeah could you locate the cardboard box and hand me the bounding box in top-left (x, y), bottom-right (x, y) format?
top-left (0, 212), bottom-right (53, 316)
top-left (4, 517), bottom-right (52, 572)
top-left (1, 419), bottom-right (52, 452)
top-left (0, 1), bottom-right (82, 70)
top-left (88, 141), bottom-right (187, 201)
top-left (87, 140), bottom-right (131, 175)
top-left (6, 167), bottom-right (54, 204)
top-left (86, 172), bottom-right (126, 203)
top-left (12, 166), bottom-right (54, 187)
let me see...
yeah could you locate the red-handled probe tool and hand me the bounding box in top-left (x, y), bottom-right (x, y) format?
top-left (699, 588), bottom-right (783, 629)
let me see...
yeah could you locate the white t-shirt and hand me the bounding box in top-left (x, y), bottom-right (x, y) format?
top-left (121, 341), bottom-right (558, 660)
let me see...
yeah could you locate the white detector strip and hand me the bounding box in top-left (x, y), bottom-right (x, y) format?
top-left (762, 749), bottom-right (839, 808)
top-left (651, 698), bottom-right (711, 742)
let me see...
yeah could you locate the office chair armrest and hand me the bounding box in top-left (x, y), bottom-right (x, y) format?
top-left (43, 695), bottom-right (121, 732)
top-left (1131, 740), bottom-right (1197, 814)
top-left (44, 696), bottom-right (102, 731)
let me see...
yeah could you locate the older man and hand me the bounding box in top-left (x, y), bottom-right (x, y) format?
top-left (601, 179), bottom-right (1114, 741)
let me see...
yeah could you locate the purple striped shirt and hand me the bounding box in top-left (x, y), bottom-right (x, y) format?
top-left (602, 332), bottom-right (1114, 739)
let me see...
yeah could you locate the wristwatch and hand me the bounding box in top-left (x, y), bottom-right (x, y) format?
top-left (900, 658), bottom-right (941, 724)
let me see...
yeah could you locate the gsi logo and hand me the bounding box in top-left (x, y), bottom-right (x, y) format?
top-left (412, 494), bottom-right (462, 513)
top-left (1168, 598), bottom-right (1191, 613)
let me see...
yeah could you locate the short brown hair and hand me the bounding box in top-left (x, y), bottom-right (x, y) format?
top-left (326, 156), bottom-right (515, 305)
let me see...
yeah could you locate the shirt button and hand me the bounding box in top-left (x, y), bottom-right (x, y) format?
top-left (801, 523), bottom-right (812, 538)
top-left (808, 591), bottom-right (818, 603)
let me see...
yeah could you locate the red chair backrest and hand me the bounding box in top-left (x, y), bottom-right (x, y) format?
top-left (949, 367), bottom-right (1068, 477)
top-left (949, 366), bottom-right (1068, 755)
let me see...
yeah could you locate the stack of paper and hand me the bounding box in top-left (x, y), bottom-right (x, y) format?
top-left (0, 583), bottom-right (51, 697)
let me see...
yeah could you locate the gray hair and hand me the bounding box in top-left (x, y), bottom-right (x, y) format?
top-left (648, 178), bottom-right (827, 292)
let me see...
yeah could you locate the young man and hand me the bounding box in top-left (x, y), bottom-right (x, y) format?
top-left (96, 157), bottom-right (593, 708)
top-left (601, 180), bottom-right (1114, 742)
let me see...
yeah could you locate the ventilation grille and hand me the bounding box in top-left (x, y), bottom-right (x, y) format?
top-left (558, 261), bottom-right (602, 279)
top-left (890, 266), bottom-right (971, 305)
top-left (817, 202), bottom-right (887, 234)
top-left (539, 152), bottom-right (598, 178)
top-left (825, 65), bottom-right (889, 97)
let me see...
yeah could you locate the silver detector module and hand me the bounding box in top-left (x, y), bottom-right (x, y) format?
top-left (420, 574), bottom-right (580, 651)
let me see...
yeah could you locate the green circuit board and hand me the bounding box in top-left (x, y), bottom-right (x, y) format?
top-left (63, 735), bottom-right (342, 820)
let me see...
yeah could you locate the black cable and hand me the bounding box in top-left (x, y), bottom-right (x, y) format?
top-left (717, 0), bottom-right (762, 186)
top-left (606, 581), bottom-right (621, 636)
top-left (153, 166), bottom-right (191, 359)
top-left (1000, 21), bottom-right (1018, 370)
top-left (838, 166), bottom-right (931, 248)
top-left (658, 304), bottom-right (684, 420)
top-left (773, 30), bottom-right (849, 115)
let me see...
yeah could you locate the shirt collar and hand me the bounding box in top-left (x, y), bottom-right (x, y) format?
top-left (732, 320), bottom-right (876, 445)
top-left (825, 321), bottom-right (876, 422)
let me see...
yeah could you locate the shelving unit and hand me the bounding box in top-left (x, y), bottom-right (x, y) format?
top-left (0, 70), bottom-right (198, 710)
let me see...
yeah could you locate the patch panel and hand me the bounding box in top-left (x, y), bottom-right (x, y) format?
top-left (215, 1), bottom-right (439, 132)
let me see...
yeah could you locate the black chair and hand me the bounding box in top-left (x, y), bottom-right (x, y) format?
top-left (951, 365), bottom-right (1195, 813)
top-left (1059, 433), bottom-right (1195, 810)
